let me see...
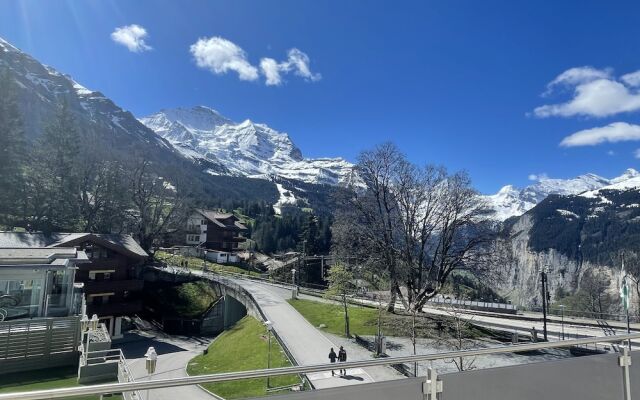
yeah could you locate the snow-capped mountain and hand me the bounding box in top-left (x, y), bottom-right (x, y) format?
top-left (140, 107), bottom-right (357, 186)
top-left (0, 36), bottom-right (169, 147)
top-left (484, 169), bottom-right (639, 220)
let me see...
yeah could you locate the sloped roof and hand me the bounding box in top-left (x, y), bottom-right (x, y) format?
top-left (194, 209), bottom-right (248, 230)
top-left (0, 232), bottom-right (148, 259)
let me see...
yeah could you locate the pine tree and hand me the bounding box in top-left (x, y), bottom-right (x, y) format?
top-left (0, 69), bottom-right (26, 225)
top-left (31, 100), bottom-right (82, 230)
top-left (299, 213), bottom-right (319, 255)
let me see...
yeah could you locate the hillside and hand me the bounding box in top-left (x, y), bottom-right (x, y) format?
top-left (502, 184), bottom-right (640, 309)
top-left (0, 36), bottom-right (307, 209)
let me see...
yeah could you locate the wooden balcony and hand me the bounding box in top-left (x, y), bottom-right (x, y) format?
top-left (83, 279), bottom-right (144, 294)
top-left (88, 300), bottom-right (143, 316)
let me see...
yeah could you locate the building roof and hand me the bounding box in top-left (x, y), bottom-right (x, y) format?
top-left (194, 209), bottom-right (248, 230)
top-left (0, 232), bottom-right (148, 259)
top-left (0, 247), bottom-right (89, 266)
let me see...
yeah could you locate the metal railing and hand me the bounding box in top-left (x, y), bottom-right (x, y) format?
top-left (2, 333), bottom-right (639, 400)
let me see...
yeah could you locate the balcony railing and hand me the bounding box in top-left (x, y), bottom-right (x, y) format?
top-left (87, 300), bottom-right (143, 316)
top-left (83, 279), bottom-right (144, 293)
top-left (1, 333), bottom-right (638, 400)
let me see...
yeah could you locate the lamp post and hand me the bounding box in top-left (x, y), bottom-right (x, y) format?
top-left (203, 250), bottom-right (208, 273)
top-left (145, 347), bottom-right (158, 400)
top-left (265, 321), bottom-right (273, 389)
top-left (541, 266), bottom-right (549, 341)
top-left (559, 305), bottom-right (566, 340)
top-left (291, 269), bottom-right (297, 299)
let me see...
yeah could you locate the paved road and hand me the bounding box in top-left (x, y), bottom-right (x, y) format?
top-left (115, 331), bottom-right (214, 400)
top-left (229, 278), bottom-right (379, 389)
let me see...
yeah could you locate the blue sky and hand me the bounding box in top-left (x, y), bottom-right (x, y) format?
top-left (2, 0), bottom-right (640, 193)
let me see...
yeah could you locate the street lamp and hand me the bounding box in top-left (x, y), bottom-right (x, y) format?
top-left (265, 321), bottom-right (273, 388)
top-left (541, 266), bottom-right (549, 341)
top-left (145, 346), bottom-right (158, 400)
top-left (203, 250), bottom-right (208, 273)
top-left (559, 305), bottom-right (566, 340)
top-left (291, 269), bottom-right (297, 299)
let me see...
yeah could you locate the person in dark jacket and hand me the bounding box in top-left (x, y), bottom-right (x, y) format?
top-left (328, 348), bottom-right (338, 376)
top-left (338, 346), bottom-right (347, 375)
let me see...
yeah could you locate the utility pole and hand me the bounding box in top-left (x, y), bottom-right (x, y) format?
top-left (541, 269), bottom-right (548, 341)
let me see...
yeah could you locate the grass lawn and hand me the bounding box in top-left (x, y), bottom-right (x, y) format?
top-left (0, 366), bottom-right (122, 400)
top-left (187, 316), bottom-right (301, 399)
top-left (288, 298), bottom-right (488, 339)
top-left (155, 251), bottom-right (261, 277)
top-left (288, 298), bottom-right (381, 337)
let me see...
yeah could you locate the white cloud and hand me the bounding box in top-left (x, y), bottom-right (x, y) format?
top-left (543, 66), bottom-right (611, 95)
top-left (111, 24), bottom-right (152, 53)
top-left (560, 122), bottom-right (640, 147)
top-left (259, 48), bottom-right (321, 86)
top-left (190, 37), bottom-right (320, 86)
top-left (190, 37), bottom-right (259, 81)
top-left (607, 150), bottom-right (616, 156)
top-left (528, 173), bottom-right (548, 181)
top-left (284, 49), bottom-right (321, 81)
top-left (621, 71), bottom-right (640, 87)
top-left (534, 67), bottom-right (640, 118)
top-left (634, 149), bottom-right (640, 159)
top-left (260, 58), bottom-right (281, 86)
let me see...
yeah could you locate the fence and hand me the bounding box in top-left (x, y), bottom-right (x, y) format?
top-left (426, 297), bottom-right (518, 315)
top-left (0, 316), bottom-right (80, 374)
top-left (1, 333), bottom-right (638, 400)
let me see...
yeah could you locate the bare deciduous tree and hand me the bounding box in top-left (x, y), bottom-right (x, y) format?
top-left (127, 158), bottom-right (191, 251)
top-left (332, 142), bottom-right (507, 312)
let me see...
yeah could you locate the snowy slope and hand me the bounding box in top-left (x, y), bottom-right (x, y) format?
top-left (0, 36), bottom-right (169, 147)
top-left (484, 169), bottom-right (638, 220)
top-left (140, 107), bottom-right (356, 186)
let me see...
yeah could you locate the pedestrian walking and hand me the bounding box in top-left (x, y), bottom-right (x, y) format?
top-left (328, 348), bottom-right (338, 376)
top-left (338, 346), bottom-right (347, 375)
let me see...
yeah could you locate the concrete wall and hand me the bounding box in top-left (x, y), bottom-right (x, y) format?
top-left (223, 295), bottom-right (247, 329)
top-left (251, 351), bottom-right (638, 400)
top-left (78, 360), bottom-right (119, 384)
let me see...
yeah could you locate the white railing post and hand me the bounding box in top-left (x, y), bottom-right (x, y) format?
top-left (423, 362), bottom-right (442, 399)
top-left (619, 347), bottom-right (632, 400)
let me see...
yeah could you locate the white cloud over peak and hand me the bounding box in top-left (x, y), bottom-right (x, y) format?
top-left (111, 24), bottom-right (152, 53)
top-left (560, 122), bottom-right (640, 147)
top-left (189, 36), bottom-right (320, 86)
top-left (534, 66), bottom-right (640, 118)
top-left (259, 48), bottom-right (321, 86)
top-left (260, 58), bottom-right (282, 85)
top-left (190, 37), bottom-right (259, 81)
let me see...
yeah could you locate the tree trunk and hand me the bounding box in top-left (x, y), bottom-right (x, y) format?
top-left (343, 294), bottom-right (351, 337)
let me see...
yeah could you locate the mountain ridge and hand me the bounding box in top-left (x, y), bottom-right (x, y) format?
top-left (483, 169), bottom-right (640, 221)
top-left (140, 106), bottom-right (358, 186)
